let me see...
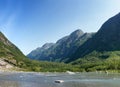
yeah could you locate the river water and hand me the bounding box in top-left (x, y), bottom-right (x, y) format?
top-left (0, 72), bottom-right (120, 87)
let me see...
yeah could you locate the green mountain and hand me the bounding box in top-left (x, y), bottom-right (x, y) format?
top-left (69, 13), bottom-right (120, 63)
top-left (0, 32), bottom-right (29, 69)
top-left (27, 29), bottom-right (94, 62)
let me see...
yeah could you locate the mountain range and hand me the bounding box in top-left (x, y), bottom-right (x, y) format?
top-left (28, 13), bottom-right (120, 65)
top-left (27, 30), bottom-right (94, 62)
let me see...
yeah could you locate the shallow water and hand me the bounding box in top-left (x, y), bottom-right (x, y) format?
top-left (0, 72), bottom-right (120, 87)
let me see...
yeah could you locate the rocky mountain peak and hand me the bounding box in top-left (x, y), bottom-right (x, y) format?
top-left (42, 43), bottom-right (54, 49)
top-left (70, 29), bottom-right (84, 38)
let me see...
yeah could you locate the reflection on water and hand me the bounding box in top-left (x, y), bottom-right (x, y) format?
top-left (0, 72), bottom-right (120, 87)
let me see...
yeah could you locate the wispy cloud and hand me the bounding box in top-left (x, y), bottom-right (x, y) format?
top-left (0, 12), bottom-right (17, 38)
top-left (0, 0), bottom-right (22, 37)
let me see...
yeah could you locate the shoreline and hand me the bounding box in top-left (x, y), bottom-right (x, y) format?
top-left (0, 69), bottom-right (120, 75)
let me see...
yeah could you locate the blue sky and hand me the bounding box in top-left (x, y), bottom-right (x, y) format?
top-left (0, 0), bottom-right (120, 55)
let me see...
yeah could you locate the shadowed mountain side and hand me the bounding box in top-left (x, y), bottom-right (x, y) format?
top-left (68, 13), bottom-right (120, 62)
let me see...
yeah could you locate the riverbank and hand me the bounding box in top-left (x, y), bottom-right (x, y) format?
top-left (1, 68), bottom-right (120, 75)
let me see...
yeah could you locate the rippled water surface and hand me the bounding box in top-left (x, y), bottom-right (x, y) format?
top-left (0, 72), bottom-right (120, 87)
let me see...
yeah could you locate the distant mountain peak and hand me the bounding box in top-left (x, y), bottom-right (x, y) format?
top-left (70, 29), bottom-right (84, 36)
top-left (27, 43), bottom-right (54, 59)
top-left (42, 43), bottom-right (54, 49)
top-left (56, 29), bottom-right (84, 44)
top-left (73, 29), bottom-right (83, 32)
top-left (69, 29), bottom-right (84, 41)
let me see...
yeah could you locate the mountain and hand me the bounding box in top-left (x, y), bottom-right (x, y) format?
top-left (68, 13), bottom-right (120, 63)
top-left (27, 43), bottom-right (54, 59)
top-left (0, 32), bottom-right (28, 70)
top-left (27, 29), bottom-right (94, 62)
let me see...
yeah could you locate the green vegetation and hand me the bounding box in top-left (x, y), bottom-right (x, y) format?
top-left (20, 59), bottom-right (82, 72)
top-left (0, 32), bottom-right (28, 66)
top-left (71, 51), bottom-right (120, 72)
top-left (23, 51), bottom-right (120, 72)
